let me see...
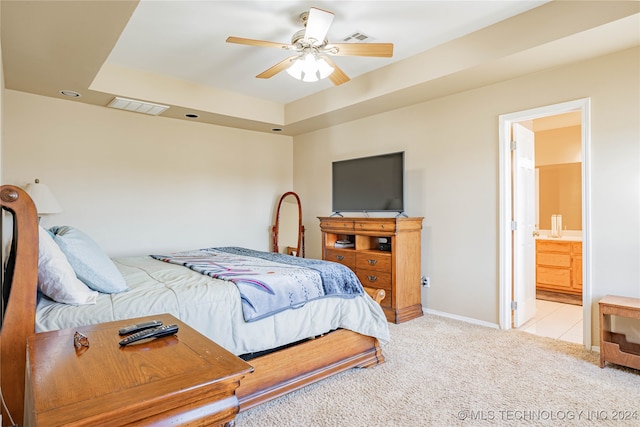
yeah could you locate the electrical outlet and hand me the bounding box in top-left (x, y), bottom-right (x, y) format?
top-left (421, 276), bottom-right (430, 287)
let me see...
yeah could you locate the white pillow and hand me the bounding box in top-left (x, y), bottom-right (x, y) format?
top-left (49, 226), bottom-right (128, 294)
top-left (38, 226), bottom-right (98, 305)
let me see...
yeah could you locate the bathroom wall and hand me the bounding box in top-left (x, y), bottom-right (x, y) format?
top-left (538, 163), bottom-right (582, 230)
top-left (536, 125), bottom-right (581, 165)
top-left (535, 124), bottom-right (582, 230)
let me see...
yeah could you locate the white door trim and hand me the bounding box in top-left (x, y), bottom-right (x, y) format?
top-left (498, 98), bottom-right (592, 349)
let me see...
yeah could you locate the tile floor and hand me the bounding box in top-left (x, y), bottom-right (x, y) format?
top-left (519, 299), bottom-right (583, 344)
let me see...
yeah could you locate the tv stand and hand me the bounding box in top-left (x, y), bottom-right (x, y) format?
top-left (318, 216), bottom-right (424, 323)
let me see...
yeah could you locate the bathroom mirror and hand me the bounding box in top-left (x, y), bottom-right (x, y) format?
top-left (272, 192), bottom-right (305, 257)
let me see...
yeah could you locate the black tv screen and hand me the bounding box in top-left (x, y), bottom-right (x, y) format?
top-left (332, 152), bottom-right (405, 213)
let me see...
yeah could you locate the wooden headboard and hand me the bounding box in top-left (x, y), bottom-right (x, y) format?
top-left (1, 185), bottom-right (39, 426)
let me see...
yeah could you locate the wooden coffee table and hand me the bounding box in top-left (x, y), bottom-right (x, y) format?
top-left (24, 314), bottom-right (253, 426)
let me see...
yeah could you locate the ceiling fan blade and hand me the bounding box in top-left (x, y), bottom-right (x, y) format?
top-left (304, 7), bottom-right (334, 45)
top-left (327, 43), bottom-right (394, 57)
top-left (322, 56), bottom-right (350, 86)
top-left (256, 56), bottom-right (297, 79)
top-left (226, 36), bottom-right (293, 50)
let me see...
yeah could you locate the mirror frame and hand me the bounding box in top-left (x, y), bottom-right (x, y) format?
top-left (272, 191), bottom-right (305, 257)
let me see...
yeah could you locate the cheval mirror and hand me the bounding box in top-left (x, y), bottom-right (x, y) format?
top-left (272, 192), bottom-right (305, 257)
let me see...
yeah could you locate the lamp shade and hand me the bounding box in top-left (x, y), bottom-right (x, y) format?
top-left (24, 179), bottom-right (62, 215)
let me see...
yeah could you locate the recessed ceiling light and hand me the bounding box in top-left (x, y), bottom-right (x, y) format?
top-left (59, 90), bottom-right (81, 98)
top-left (185, 113), bottom-right (199, 119)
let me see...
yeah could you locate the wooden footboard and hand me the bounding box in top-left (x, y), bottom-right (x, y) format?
top-left (237, 328), bottom-right (383, 411)
top-left (237, 286), bottom-right (386, 411)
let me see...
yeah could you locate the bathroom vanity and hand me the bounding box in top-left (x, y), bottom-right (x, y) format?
top-left (535, 238), bottom-right (582, 295)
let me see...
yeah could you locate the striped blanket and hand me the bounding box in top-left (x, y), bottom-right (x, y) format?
top-left (151, 247), bottom-right (364, 322)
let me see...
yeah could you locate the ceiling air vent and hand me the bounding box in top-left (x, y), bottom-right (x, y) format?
top-left (107, 97), bottom-right (169, 116)
top-left (342, 31), bottom-right (371, 42)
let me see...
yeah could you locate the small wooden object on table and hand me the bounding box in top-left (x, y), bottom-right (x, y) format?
top-left (598, 295), bottom-right (640, 370)
top-left (24, 313), bottom-right (253, 426)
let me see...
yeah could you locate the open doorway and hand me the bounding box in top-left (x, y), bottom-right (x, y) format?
top-left (518, 112), bottom-right (583, 344)
top-left (498, 99), bottom-right (592, 349)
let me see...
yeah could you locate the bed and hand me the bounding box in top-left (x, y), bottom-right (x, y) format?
top-left (0, 185), bottom-right (389, 426)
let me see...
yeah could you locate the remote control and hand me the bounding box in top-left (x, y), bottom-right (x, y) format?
top-left (119, 324), bottom-right (179, 346)
top-left (118, 320), bottom-right (163, 336)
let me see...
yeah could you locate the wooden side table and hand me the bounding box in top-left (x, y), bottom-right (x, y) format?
top-left (598, 295), bottom-right (640, 370)
top-left (24, 314), bottom-right (253, 426)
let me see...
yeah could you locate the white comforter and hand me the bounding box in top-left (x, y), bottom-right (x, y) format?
top-left (35, 255), bottom-right (390, 355)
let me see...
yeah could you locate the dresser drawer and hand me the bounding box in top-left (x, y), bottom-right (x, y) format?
top-left (356, 268), bottom-right (392, 289)
top-left (536, 240), bottom-right (570, 253)
top-left (356, 251), bottom-right (391, 272)
top-left (354, 221), bottom-right (396, 233)
top-left (537, 252), bottom-right (571, 268)
top-left (319, 220), bottom-right (354, 231)
top-left (356, 269), bottom-right (392, 307)
top-left (325, 249), bottom-right (356, 269)
top-left (536, 266), bottom-right (571, 289)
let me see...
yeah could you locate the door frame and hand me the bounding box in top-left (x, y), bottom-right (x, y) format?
top-left (498, 98), bottom-right (592, 348)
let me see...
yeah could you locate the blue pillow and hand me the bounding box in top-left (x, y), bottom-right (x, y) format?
top-left (49, 226), bottom-right (128, 294)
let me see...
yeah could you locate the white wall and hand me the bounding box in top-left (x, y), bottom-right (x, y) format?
top-left (295, 47), bottom-right (640, 343)
top-left (3, 47), bottom-right (638, 344)
top-left (2, 90), bottom-right (293, 256)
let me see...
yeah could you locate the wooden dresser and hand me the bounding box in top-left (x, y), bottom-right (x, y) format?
top-left (535, 239), bottom-right (582, 295)
top-left (23, 314), bottom-right (253, 427)
top-left (318, 216), bottom-right (423, 323)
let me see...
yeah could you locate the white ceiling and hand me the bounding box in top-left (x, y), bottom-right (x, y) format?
top-left (107, 0), bottom-right (548, 104)
top-left (2, 1), bottom-right (638, 135)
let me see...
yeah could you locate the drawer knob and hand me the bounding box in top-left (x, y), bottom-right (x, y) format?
top-left (336, 255), bottom-right (344, 261)
top-left (367, 259), bottom-right (378, 265)
top-left (367, 275), bottom-right (378, 282)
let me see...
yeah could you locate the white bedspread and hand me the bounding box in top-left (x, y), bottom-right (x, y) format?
top-left (35, 255), bottom-right (390, 355)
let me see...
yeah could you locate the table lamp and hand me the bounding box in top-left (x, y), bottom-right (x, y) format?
top-left (24, 179), bottom-right (62, 220)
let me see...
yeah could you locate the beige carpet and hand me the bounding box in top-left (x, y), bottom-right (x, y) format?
top-left (235, 314), bottom-right (640, 426)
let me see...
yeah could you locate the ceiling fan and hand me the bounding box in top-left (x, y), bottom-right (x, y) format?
top-left (226, 7), bottom-right (393, 86)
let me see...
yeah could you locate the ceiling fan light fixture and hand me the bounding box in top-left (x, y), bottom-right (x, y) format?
top-left (286, 52), bottom-right (334, 83)
top-left (316, 57), bottom-right (334, 79)
top-left (227, 7), bottom-right (390, 87)
top-left (302, 71), bottom-right (319, 83)
top-left (286, 57), bottom-right (305, 80)
top-left (301, 53), bottom-right (319, 82)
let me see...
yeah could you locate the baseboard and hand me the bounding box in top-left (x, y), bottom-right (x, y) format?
top-left (422, 307), bottom-right (500, 329)
top-left (536, 289), bottom-right (582, 306)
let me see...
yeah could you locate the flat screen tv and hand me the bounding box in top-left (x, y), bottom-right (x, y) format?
top-left (332, 151), bottom-right (405, 214)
